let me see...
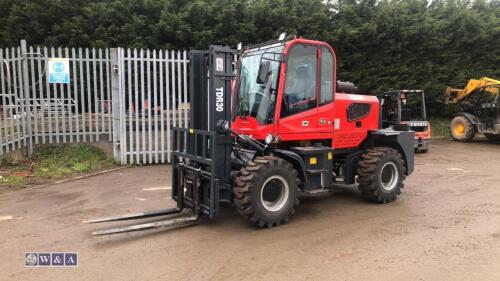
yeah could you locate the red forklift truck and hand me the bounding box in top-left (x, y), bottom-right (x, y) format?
top-left (378, 90), bottom-right (431, 153)
top-left (87, 36), bottom-right (415, 234)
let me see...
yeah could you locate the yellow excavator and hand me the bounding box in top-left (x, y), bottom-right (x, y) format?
top-left (445, 77), bottom-right (500, 142)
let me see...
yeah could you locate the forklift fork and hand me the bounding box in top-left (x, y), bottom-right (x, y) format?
top-left (87, 214), bottom-right (199, 236)
top-left (85, 167), bottom-right (203, 236)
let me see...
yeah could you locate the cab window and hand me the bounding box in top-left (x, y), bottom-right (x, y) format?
top-left (281, 44), bottom-right (317, 118)
top-left (320, 47), bottom-right (334, 105)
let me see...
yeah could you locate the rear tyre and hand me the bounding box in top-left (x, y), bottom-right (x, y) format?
top-left (234, 155), bottom-right (299, 228)
top-left (450, 115), bottom-right (476, 142)
top-left (357, 147), bottom-right (406, 203)
top-left (484, 133), bottom-right (500, 142)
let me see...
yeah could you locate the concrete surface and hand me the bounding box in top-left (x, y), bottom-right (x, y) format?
top-left (0, 139), bottom-right (499, 280)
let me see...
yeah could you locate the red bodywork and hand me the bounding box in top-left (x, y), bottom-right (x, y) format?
top-left (402, 121), bottom-right (431, 141)
top-left (232, 38), bottom-right (380, 149)
top-left (415, 126), bottom-right (431, 141)
top-left (410, 122), bottom-right (432, 145)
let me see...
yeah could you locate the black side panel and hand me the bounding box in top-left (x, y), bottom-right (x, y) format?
top-left (289, 146), bottom-right (334, 190)
top-left (340, 150), bottom-right (364, 184)
top-left (366, 130), bottom-right (415, 175)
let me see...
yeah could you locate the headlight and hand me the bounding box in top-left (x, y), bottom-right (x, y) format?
top-left (265, 134), bottom-right (273, 145)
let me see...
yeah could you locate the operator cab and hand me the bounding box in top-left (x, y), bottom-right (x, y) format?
top-left (232, 37), bottom-right (380, 146)
top-left (469, 84), bottom-right (500, 124)
top-left (379, 90), bottom-right (427, 127)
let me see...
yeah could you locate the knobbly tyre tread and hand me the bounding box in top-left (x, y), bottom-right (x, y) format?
top-left (233, 155), bottom-right (300, 228)
top-left (451, 115), bottom-right (477, 142)
top-left (356, 147), bottom-right (406, 203)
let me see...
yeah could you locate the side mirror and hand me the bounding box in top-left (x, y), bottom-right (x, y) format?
top-left (256, 60), bottom-right (270, 84)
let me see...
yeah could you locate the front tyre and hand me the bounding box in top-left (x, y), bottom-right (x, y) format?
top-left (234, 155), bottom-right (299, 228)
top-left (357, 147), bottom-right (406, 203)
top-left (450, 115), bottom-right (476, 141)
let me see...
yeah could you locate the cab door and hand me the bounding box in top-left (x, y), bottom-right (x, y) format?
top-left (316, 46), bottom-right (335, 134)
top-left (278, 44), bottom-right (319, 139)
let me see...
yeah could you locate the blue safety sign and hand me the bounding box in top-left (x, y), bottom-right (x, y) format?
top-left (48, 58), bottom-right (70, 84)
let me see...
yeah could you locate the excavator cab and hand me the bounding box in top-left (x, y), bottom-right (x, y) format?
top-left (378, 90), bottom-right (431, 152)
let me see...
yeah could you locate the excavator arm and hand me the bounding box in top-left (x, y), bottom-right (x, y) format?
top-left (445, 77), bottom-right (500, 104)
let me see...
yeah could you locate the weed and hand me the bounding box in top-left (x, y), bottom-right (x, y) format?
top-left (0, 144), bottom-right (116, 188)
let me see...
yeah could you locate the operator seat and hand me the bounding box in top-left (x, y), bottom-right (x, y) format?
top-left (282, 65), bottom-right (316, 117)
top-left (284, 65), bottom-right (315, 99)
top-left (294, 65), bottom-right (315, 100)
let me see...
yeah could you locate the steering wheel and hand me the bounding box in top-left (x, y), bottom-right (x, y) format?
top-left (253, 90), bottom-right (265, 98)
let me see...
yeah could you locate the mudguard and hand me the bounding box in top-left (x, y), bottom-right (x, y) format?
top-left (272, 149), bottom-right (309, 188)
top-left (366, 130), bottom-right (415, 175)
top-left (452, 112), bottom-right (479, 125)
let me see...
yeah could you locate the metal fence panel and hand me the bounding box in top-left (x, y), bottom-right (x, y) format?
top-left (0, 41), bottom-right (189, 165)
top-left (0, 42), bottom-right (113, 157)
top-left (0, 47), bottom-right (29, 155)
top-left (116, 47), bottom-right (189, 164)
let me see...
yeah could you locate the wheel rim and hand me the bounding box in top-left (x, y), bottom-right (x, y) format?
top-left (260, 175), bottom-right (290, 212)
top-left (454, 123), bottom-right (465, 136)
top-left (380, 162), bottom-right (399, 191)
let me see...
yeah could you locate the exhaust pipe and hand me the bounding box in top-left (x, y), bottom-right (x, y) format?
top-left (337, 81), bottom-right (358, 93)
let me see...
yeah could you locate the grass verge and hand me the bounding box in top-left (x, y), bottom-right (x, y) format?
top-left (0, 144), bottom-right (117, 190)
top-left (429, 117), bottom-right (450, 139)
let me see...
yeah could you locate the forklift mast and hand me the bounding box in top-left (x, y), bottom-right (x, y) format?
top-left (189, 46), bottom-right (234, 183)
top-left (86, 46), bottom-right (236, 235)
top-left (172, 46), bottom-right (236, 218)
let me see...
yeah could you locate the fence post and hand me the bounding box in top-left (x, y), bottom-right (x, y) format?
top-left (20, 40), bottom-right (33, 155)
top-left (110, 48), bottom-right (122, 163)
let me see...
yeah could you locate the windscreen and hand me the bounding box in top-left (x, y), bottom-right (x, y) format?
top-left (235, 45), bottom-right (283, 124)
